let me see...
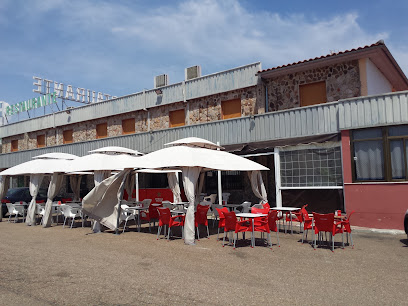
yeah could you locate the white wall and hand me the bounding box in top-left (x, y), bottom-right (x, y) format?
top-left (366, 59), bottom-right (393, 95)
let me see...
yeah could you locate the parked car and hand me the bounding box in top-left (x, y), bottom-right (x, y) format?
top-left (1, 187), bottom-right (55, 217)
top-left (404, 210), bottom-right (408, 239)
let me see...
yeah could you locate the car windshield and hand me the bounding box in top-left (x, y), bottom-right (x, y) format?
top-left (38, 189), bottom-right (48, 198)
top-left (6, 188), bottom-right (24, 197)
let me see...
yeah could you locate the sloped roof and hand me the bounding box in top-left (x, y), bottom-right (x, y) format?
top-left (257, 40), bottom-right (408, 90)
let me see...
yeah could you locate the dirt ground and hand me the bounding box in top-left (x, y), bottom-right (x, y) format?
top-left (0, 219), bottom-right (407, 306)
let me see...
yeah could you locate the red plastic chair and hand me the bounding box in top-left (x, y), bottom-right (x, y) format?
top-left (222, 211), bottom-right (253, 249)
top-left (313, 212), bottom-right (344, 252)
top-left (339, 210), bottom-right (355, 248)
top-left (301, 207), bottom-right (313, 243)
top-left (140, 203), bottom-right (162, 231)
top-left (253, 210), bottom-right (280, 249)
top-left (251, 206), bottom-right (269, 229)
top-left (61, 198), bottom-right (72, 203)
top-left (286, 204), bottom-right (308, 232)
top-left (215, 207), bottom-right (229, 241)
top-left (156, 208), bottom-right (185, 241)
top-left (195, 204), bottom-right (210, 240)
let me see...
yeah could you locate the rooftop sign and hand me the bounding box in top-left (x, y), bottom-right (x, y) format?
top-left (6, 92), bottom-right (57, 116)
top-left (33, 76), bottom-right (117, 103)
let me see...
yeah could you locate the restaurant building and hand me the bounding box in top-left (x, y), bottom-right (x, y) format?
top-left (0, 40), bottom-right (407, 230)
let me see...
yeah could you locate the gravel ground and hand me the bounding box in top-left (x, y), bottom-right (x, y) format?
top-left (0, 219), bottom-right (407, 306)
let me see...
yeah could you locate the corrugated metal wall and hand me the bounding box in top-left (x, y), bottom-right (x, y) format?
top-left (0, 63), bottom-right (261, 138)
top-left (338, 90), bottom-right (408, 129)
top-left (1, 90), bottom-right (408, 169)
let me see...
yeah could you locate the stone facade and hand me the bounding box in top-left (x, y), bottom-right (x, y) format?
top-left (264, 60), bottom-right (361, 112)
top-left (1, 61), bottom-right (361, 153)
top-left (2, 88), bottom-right (256, 153)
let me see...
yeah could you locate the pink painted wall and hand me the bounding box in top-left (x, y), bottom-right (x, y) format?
top-left (342, 130), bottom-right (407, 230)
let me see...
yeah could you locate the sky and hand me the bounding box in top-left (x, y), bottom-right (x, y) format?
top-left (1, 0), bottom-right (407, 122)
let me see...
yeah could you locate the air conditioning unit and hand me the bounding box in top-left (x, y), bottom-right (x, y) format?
top-left (185, 65), bottom-right (201, 81)
top-left (154, 74), bottom-right (168, 88)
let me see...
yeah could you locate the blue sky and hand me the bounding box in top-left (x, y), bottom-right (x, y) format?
top-left (1, 0), bottom-right (407, 121)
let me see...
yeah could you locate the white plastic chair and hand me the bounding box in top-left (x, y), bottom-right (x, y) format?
top-left (241, 201), bottom-right (251, 213)
top-left (141, 199), bottom-right (152, 208)
top-left (36, 204), bottom-right (46, 225)
top-left (212, 204), bottom-right (224, 227)
top-left (6, 203), bottom-right (26, 223)
top-left (162, 201), bottom-right (173, 209)
top-left (203, 194), bottom-right (217, 204)
top-left (60, 205), bottom-right (82, 228)
top-left (222, 192), bottom-right (231, 204)
top-left (121, 204), bottom-right (137, 233)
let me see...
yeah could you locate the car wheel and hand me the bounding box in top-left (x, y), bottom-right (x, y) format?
top-left (404, 209), bottom-right (408, 238)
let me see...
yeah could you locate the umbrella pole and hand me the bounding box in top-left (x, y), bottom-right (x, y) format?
top-left (217, 142), bottom-right (222, 206)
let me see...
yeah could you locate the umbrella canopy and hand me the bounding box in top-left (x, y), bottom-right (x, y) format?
top-left (127, 145), bottom-right (268, 171)
top-left (88, 146), bottom-right (143, 156)
top-left (0, 153), bottom-right (77, 175)
top-left (165, 137), bottom-right (223, 150)
top-left (32, 152), bottom-right (78, 160)
top-left (66, 153), bottom-right (144, 173)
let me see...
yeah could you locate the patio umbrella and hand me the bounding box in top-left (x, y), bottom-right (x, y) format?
top-left (0, 153), bottom-right (77, 226)
top-left (83, 137), bottom-right (269, 244)
top-left (133, 138), bottom-right (269, 244)
top-left (65, 147), bottom-right (145, 232)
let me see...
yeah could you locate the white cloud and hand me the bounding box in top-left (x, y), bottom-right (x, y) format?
top-left (1, 0), bottom-right (407, 101)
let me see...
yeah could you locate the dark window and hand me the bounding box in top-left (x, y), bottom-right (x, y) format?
top-left (205, 171), bottom-right (243, 192)
top-left (280, 147), bottom-right (343, 187)
top-left (138, 173), bottom-right (169, 188)
top-left (351, 125), bottom-right (408, 181)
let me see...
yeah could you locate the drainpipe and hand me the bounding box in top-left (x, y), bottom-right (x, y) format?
top-left (262, 79), bottom-right (269, 113)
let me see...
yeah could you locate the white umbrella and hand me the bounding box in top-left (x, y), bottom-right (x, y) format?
top-left (88, 146), bottom-right (143, 156)
top-left (0, 153), bottom-right (77, 175)
top-left (130, 145), bottom-right (268, 171)
top-left (131, 139), bottom-right (268, 244)
top-left (83, 138), bottom-right (269, 242)
top-left (66, 147), bottom-right (146, 233)
top-left (66, 153), bottom-right (143, 173)
top-left (0, 153), bottom-right (78, 226)
top-left (165, 137), bottom-right (223, 149)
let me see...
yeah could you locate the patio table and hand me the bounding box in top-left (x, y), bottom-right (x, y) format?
top-left (170, 209), bottom-right (186, 215)
top-left (125, 206), bottom-right (148, 232)
top-left (236, 212), bottom-right (267, 247)
top-left (270, 207), bottom-right (301, 234)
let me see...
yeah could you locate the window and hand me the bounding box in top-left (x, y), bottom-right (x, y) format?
top-left (63, 130), bottom-right (73, 144)
top-left (122, 118), bottom-right (135, 135)
top-left (221, 98), bottom-right (241, 119)
top-left (169, 109), bottom-right (185, 127)
top-left (96, 123), bottom-right (108, 139)
top-left (205, 171), bottom-right (243, 191)
top-left (37, 135), bottom-right (46, 148)
top-left (351, 125), bottom-right (408, 181)
top-left (280, 146), bottom-right (343, 187)
top-left (299, 81), bottom-right (327, 107)
top-left (11, 140), bottom-right (18, 152)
